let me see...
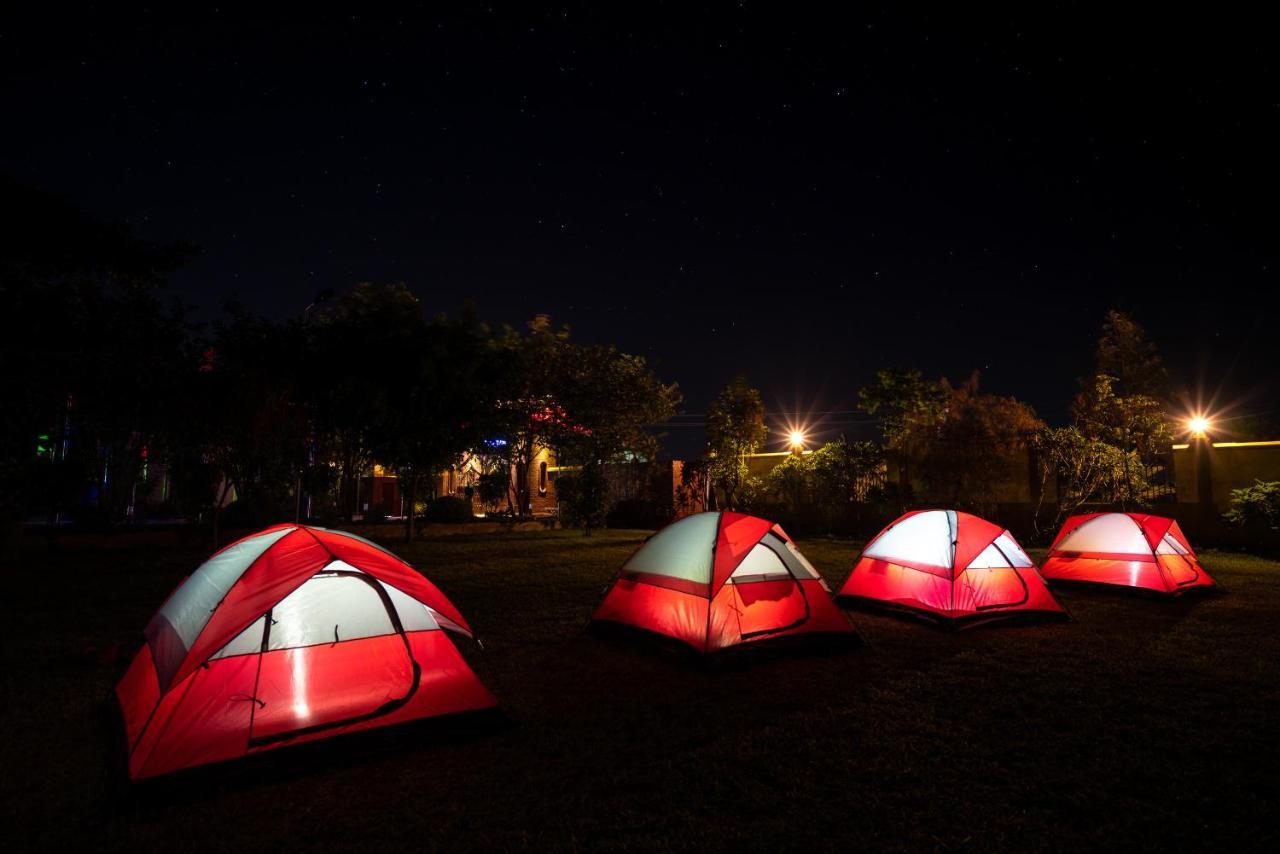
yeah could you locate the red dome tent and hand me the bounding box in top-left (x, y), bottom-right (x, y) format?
top-left (838, 509), bottom-right (1065, 626)
top-left (1041, 512), bottom-right (1218, 595)
top-left (115, 525), bottom-right (497, 780)
top-left (591, 511), bottom-right (857, 653)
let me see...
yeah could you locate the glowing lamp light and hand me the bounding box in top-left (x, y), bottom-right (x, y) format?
top-left (1187, 416), bottom-right (1211, 439)
top-left (788, 429), bottom-right (806, 449)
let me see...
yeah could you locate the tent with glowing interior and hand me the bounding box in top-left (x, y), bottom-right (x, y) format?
top-left (837, 509), bottom-right (1066, 626)
top-left (1041, 512), bottom-right (1219, 595)
top-left (115, 524), bottom-right (498, 780)
top-left (589, 511), bottom-right (857, 653)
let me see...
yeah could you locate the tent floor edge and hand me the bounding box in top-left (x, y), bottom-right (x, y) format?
top-left (123, 704), bottom-right (505, 791)
top-left (834, 594), bottom-right (949, 628)
top-left (950, 609), bottom-right (1072, 630)
top-left (835, 595), bottom-right (1070, 630)
top-left (1044, 577), bottom-right (1224, 599)
top-left (718, 628), bottom-right (864, 659)
top-left (587, 618), bottom-right (863, 660)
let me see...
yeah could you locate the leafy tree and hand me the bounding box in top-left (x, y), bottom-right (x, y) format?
top-left (67, 283), bottom-right (193, 527)
top-left (188, 305), bottom-right (311, 543)
top-left (705, 376), bottom-right (768, 510)
top-left (860, 369), bottom-right (1040, 511)
top-left (306, 283), bottom-right (422, 522)
top-left (550, 341), bottom-right (680, 533)
top-left (917, 373), bottom-right (1045, 511)
top-left (1030, 313), bottom-right (1177, 526)
top-left (477, 470), bottom-right (511, 513)
top-left (1096, 309), bottom-right (1170, 401)
top-left (808, 438), bottom-right (885, 504)
top-left (0, 177), bottom-right (194, 546)
top-left (1030, 425), bottom-right (1138, 533)
top-left (377, 309), bottom-right (494, 540)
top-left (763, 439), bottom-right (884, 511)
top-left (858, 367), bottom-right (947, 498)
top-left (483, 317), bottom-right (573, 518)
top-left (758, 438), bottom-right (885, 531)
top-left (553, 465), bottom-right (611, 535)
top-left (552, 344), bottom-right (680, 468)
top-left (1071, 373), bottom-right (1172, 508)
top-left (484, 317), bottom-right (679, 528)
top-left (763, 451), bottom-right (812, 510)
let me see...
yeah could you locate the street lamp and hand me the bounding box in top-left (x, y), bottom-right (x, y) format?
top-left (788, 429), bottom-right (806, 452)
top-left (1187, 415), bottom-right (1211, 439)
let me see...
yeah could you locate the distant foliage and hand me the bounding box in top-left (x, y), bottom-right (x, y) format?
top-left (1069, 372), bottom-right (1173, 508)
top-left (477, 472), bottom-right (510, 513)
top-left (2, 183), bottom-right (683, 547)
top-left (755, 439), bottom-right (886, 534)
top-left (763, 439), bottom-right (884, 509)
top-left (1224, 481), bottom-right (1280, 531)
top-left (484, 317), bottom-right (679, 523)
top-left (1030, 425), bottom-right (1148, 532)
top-left (918, 373), bottom-right (1045, 511)
top-left (858, 367), bottom-right (948, 452)
top-left (1095, 309), bottom-right (1171, 401)
top-left (555, 465), bottom-right (611, 535)
top-left (860, 369), bottom-right (1043, 514)
top-left (705, 376), bottom-right (769, 510)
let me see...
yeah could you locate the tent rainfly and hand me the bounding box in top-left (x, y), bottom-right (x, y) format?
top-left (591, 511), bottom-right (857, 652)
top-left (1041, 512), bottom-right (1219, 595)
top-left (838, 509), bottom-right (1066, 626)
top-left (115, 525), bottom-right (498, 779)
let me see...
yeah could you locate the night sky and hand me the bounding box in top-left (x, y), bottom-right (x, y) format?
top-left (4, 6), bottom-right (1277, 454)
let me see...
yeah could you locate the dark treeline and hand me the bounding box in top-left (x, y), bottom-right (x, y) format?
top-left (703, 310), bottom-right (1194, 539)
top-left (5, 178), bottom-right (1274, 549)
top-left (0, 180), bottom-right (678, 548)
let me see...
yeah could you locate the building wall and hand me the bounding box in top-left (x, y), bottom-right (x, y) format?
top-left (357, 473), bottom-right (403, 517)
top-left (529, 447), bottom-right (557, 514)
top-left (432, 446), bottom-right (557, 516)
top-left (1172, 440), bottom-right (1280, 508)
top-left (596, 459), bottom-right (705, 519)
top-left (745, 451), bottom-right (801, 480)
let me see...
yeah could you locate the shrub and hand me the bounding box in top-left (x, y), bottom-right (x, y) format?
top-left (425, 495), bottom-right (473, 523)
top-left (477, 472), bottom-right (510, 512)
top-left (1225, 480), bottom-right (1280, 530)
top-left (556, 465), bottom-right (611, 535)
top-left (735, 475), bottom-right (766, 513)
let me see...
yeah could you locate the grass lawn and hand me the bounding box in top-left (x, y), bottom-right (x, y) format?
top-left (3, 525), bottom-right (1278, 851)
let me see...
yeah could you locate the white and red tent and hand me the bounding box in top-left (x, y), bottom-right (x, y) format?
top-left (116, 525), bottom-right (497, 779)
top-left (591, 511), bottom-right (857, 653)
top-left (1041, 512), bottom-right (1218, 595)
top-left (838, 509), bottom-right (1066, 625)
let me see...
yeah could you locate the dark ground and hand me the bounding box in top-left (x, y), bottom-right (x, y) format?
top-left (3, 525), bottom-right (1278, 852)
